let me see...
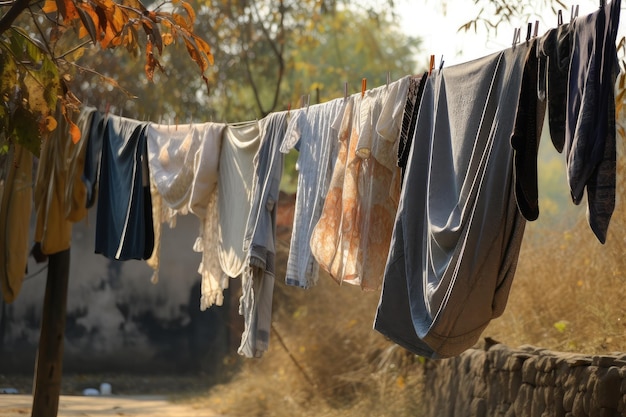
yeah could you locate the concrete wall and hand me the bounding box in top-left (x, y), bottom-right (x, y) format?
top-left (0, 209), bottom-right (231, 374)
top-left (423, 341), bottom-right (626, 417)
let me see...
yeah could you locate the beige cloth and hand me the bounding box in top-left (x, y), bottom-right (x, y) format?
top-left (34, 110), bottom-right (74, 255)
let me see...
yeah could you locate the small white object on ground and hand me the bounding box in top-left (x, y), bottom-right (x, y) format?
top-left (82, 388), bottom-right (100, 396)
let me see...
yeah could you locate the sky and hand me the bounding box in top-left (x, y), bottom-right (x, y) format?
top-left (396, 0), bottom-right (620, 68)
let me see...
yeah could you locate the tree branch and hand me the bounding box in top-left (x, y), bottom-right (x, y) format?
top-left (0, 0), bottom-right (32, 35)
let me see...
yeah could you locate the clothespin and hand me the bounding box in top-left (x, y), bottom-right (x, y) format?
top-left (344, 81), bottom-right (348, 100)
top-left (533, 21), bottom-right (539, 38)
top-left (287, 102), bottom-right (291, 117)
top-left (386, 71), bottom-right (390, 88)
top-left (105, 102), bottom-right (110, 116)
top-left (512, 27), bottom-right (521, 48)
top-left (557, 10), bottom-right (563, 26)
top-left (571, 4), bottom-right (579, 21)
top-left (438, 55), bottom-right (445, 71)
top-left (428, 54), bottom-right (435, 75)
top-left (600, 0), bottom-right (605, 9)
top-left (526, 22), bottom-right (532, 42)
top-left (361, 78), bottom-right (367, 98)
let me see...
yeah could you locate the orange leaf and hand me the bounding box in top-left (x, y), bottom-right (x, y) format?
top-left (171, 13), bottom-right (189, 29)
top-left (42, 0), bottom-right (58, 13)
top-left (45, 116), bottom-right (58, 132)
top-left (182, 35), bottom-right (208, 73)
top-left (180, 1), bottom-right (196, 25)
top-left (78, 4), bottom-right (101, 42)
top-left (69, 121), bottom-right (81, 144)
top-left (62, 0), bottom-right (80, 21)
top-left (162, 32), bottom-right (174, 46)
top-left (194, 35), bottom-right (214, 65)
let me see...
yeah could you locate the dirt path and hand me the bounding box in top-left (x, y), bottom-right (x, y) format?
top-left (0, 394), bottom-right (221, 416)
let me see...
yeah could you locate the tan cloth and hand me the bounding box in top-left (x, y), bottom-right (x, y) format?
top-left (0, 144), bottom-right (33, 303)
top-left (34, 110), bottom-right (74, 255)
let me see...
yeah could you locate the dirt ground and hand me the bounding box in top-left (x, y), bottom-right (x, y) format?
top-left (0, 394), bottom-right (221, 416)
top-left (0, 374), bottom-right (222, 416)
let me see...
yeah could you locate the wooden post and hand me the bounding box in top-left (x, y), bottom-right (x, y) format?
top-left (31, 249), bottom-right (70, 417)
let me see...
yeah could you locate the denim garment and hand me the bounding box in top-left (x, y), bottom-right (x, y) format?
top-left (95, 115), bottom-right (154, 261)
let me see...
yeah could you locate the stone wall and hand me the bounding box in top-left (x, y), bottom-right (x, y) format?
top-left (423, 341), bottom-right (626, 417)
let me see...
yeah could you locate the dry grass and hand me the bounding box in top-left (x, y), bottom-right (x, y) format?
top-left (485, 130), bottom-right (626, 354)
top-left (186, 235), bottom-right (426, 416)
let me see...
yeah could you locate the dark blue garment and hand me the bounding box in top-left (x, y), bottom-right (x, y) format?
top-left (565, 0), bottom-right (620, 243)
top-left (95, 115), bottom-right (154, 260)
top-left (82, 110), bottom-right (106, 208)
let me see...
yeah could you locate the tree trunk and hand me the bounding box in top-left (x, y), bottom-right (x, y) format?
top-left (31, 249), bottom-right (70, 417)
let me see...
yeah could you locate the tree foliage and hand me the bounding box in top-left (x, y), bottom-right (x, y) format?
top-left (0, 0), bottom-right (213, 155)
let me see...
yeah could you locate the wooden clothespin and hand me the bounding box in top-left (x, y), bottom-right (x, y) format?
top-left (428, 54), bottom-right (435, 75)
top-left (287, 102), bottom-right (291, 117)
top-left (361, 78), bottom-right (367, 98)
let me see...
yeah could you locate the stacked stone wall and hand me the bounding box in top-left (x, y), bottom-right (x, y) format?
top-left (423, 342), bottom-right (626, 417)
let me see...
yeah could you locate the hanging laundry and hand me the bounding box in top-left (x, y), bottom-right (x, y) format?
top-left (94, 115), bottom-right (154, 261)
top-left (145, 122), bottom-right (224, 287)
top-left (0, 144), bottom-right (33, 303)
top-left (310, 77), bottom-right (408, 291)
top-left (64, 106), bottom-right (95, 223)
top-left (537, 23), bottom-right (571, 153)
top-left (374, 45), bottom-right (529, 358)
top-left (188, 123), bottom-right (225, 309)
top-left (218, 120), bottom-right (262, 279)
top-left (279, 98), bottom-right (346, 289)
top-left (563, 0), bottom-right (621, 243)
top-left (239, 111), bottom-right (288, 358)
top-left (147, 123), bottom-right (204, 212)
top-left (34, 106), bottom-right (76, 255)
top-left (511, 38), bottom-right (547, 221)
top-left (397, 73), bottom-right (428, 183)
top-left (82, 110), bottom-right (106, 209)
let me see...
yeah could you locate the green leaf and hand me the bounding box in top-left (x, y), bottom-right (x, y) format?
top-left (10, 106), bottom-right (41, 156)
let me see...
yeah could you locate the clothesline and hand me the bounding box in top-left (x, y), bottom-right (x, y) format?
top-left (0, 0), bottom-right (620, 361)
